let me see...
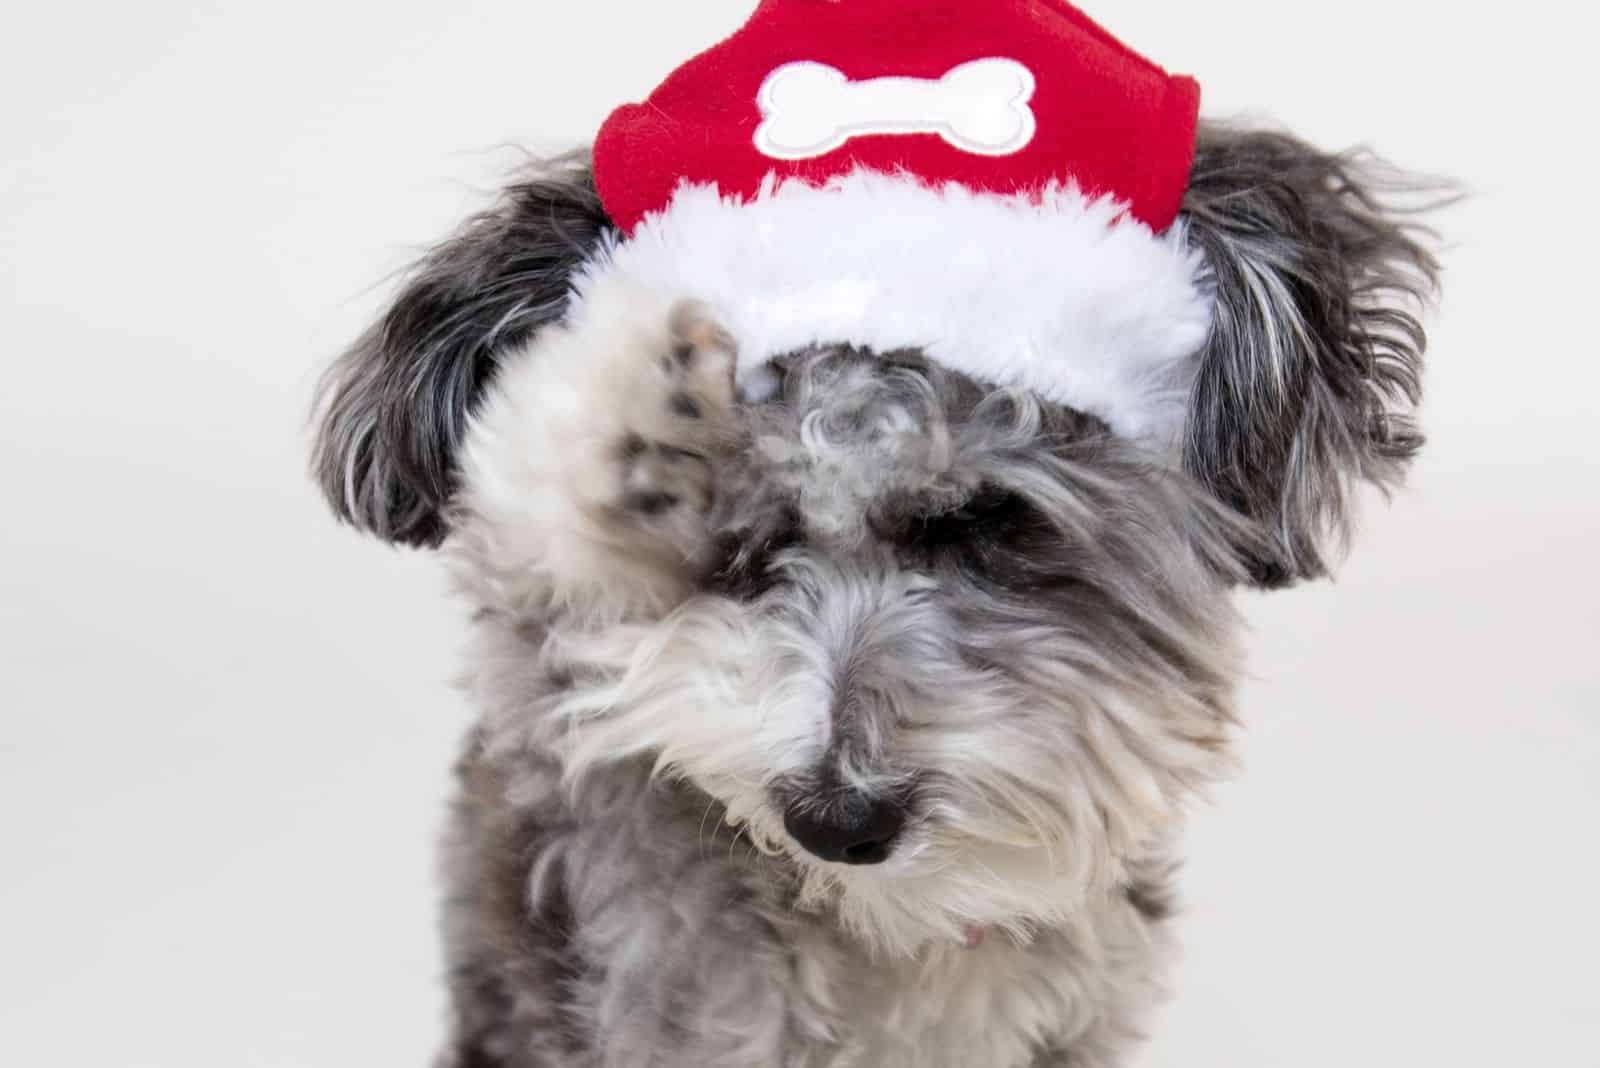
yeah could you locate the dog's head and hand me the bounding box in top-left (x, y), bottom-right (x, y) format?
top-left (312, 125), bottom-right (1440, 952)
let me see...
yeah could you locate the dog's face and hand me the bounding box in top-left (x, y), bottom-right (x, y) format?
top-left (708, 349), bottom-right (1249, 949)
top-left (312, 126), bottom-right (1439, 953)
top-left (458, 337), bottom-right (1247, 950)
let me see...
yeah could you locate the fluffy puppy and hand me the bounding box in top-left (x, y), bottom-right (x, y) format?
top-left (311, 124), bottom-right (1440, 1067)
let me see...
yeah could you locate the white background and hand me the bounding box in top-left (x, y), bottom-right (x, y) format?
top-left (2, 2), bottom-right (1595, 1065)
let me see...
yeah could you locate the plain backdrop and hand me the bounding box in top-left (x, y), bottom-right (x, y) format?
top-left (2, 2), bottom-right (1596, 1065)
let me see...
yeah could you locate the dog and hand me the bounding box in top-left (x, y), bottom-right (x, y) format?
top-left (311, 121), bottom-right (1441, 1066)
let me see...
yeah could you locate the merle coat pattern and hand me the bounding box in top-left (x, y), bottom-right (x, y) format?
top-left (312, 123), bottom-right (1441, 1067)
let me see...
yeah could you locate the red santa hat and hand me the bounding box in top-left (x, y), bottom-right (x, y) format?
top-left (584, 0), bottom-right (1212, 445)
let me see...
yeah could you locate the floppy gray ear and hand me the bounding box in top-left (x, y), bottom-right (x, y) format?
top-left (312, 152), bottom-right (614, 547)
top-left (1180, 122), bottom-right (1448, 587)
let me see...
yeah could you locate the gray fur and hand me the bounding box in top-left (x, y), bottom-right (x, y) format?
top-left (439, 344), bottom-right (1243, 1067)
top-left (309, 126), bottom-right (1444, 1067)
top-left (1182, 123), bottom-right (1450, 585)
top-left (311, 152), bottom-right (613, 547)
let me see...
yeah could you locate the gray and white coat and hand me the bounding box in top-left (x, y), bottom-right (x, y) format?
top-left (311, 123), bottom-right (1444, 1068)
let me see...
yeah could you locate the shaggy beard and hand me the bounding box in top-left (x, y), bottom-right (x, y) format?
top-left (462, 590), bottom-right (1238, 959)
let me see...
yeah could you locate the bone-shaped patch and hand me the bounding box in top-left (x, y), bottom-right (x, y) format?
top-left (754, 58), bottom-right (1038, 161)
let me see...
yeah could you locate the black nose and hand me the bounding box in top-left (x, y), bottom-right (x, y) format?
top-left (783, 792), bottom-right (906, 865)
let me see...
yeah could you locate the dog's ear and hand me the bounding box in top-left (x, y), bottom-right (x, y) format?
top-left (1181, 123), bottom-right (1447, 587)
top-left (312, 152), bottom-right (614, 547)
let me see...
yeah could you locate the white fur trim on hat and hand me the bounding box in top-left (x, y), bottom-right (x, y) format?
top-left (572, 170), bottom-right (1213, 445)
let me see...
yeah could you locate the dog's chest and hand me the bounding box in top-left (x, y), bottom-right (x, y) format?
top-left (791, 931), bottom-right (1095, 1068)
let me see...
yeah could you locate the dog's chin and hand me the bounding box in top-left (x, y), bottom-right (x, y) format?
top-left (736, 805), bottom-right (1095, 958)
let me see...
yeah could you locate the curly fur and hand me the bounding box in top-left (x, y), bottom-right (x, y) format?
top-left (309, 121), bottom-right (1443, 1067)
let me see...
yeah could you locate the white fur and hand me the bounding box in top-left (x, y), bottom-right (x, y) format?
top-left (452, 281), bottom-right (700, 625)
top-left (572, 171), bottom-right (1212, 445)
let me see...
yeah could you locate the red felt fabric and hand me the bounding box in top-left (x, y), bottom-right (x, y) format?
top-left (594, 0), bottom-right (1200, 235)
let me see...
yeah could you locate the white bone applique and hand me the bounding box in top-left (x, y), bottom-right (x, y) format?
top-left (754, 58), bottom-right (1038, 161)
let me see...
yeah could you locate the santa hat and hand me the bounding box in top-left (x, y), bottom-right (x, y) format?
top-left (586, 0), bottom-right (1211, 445)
